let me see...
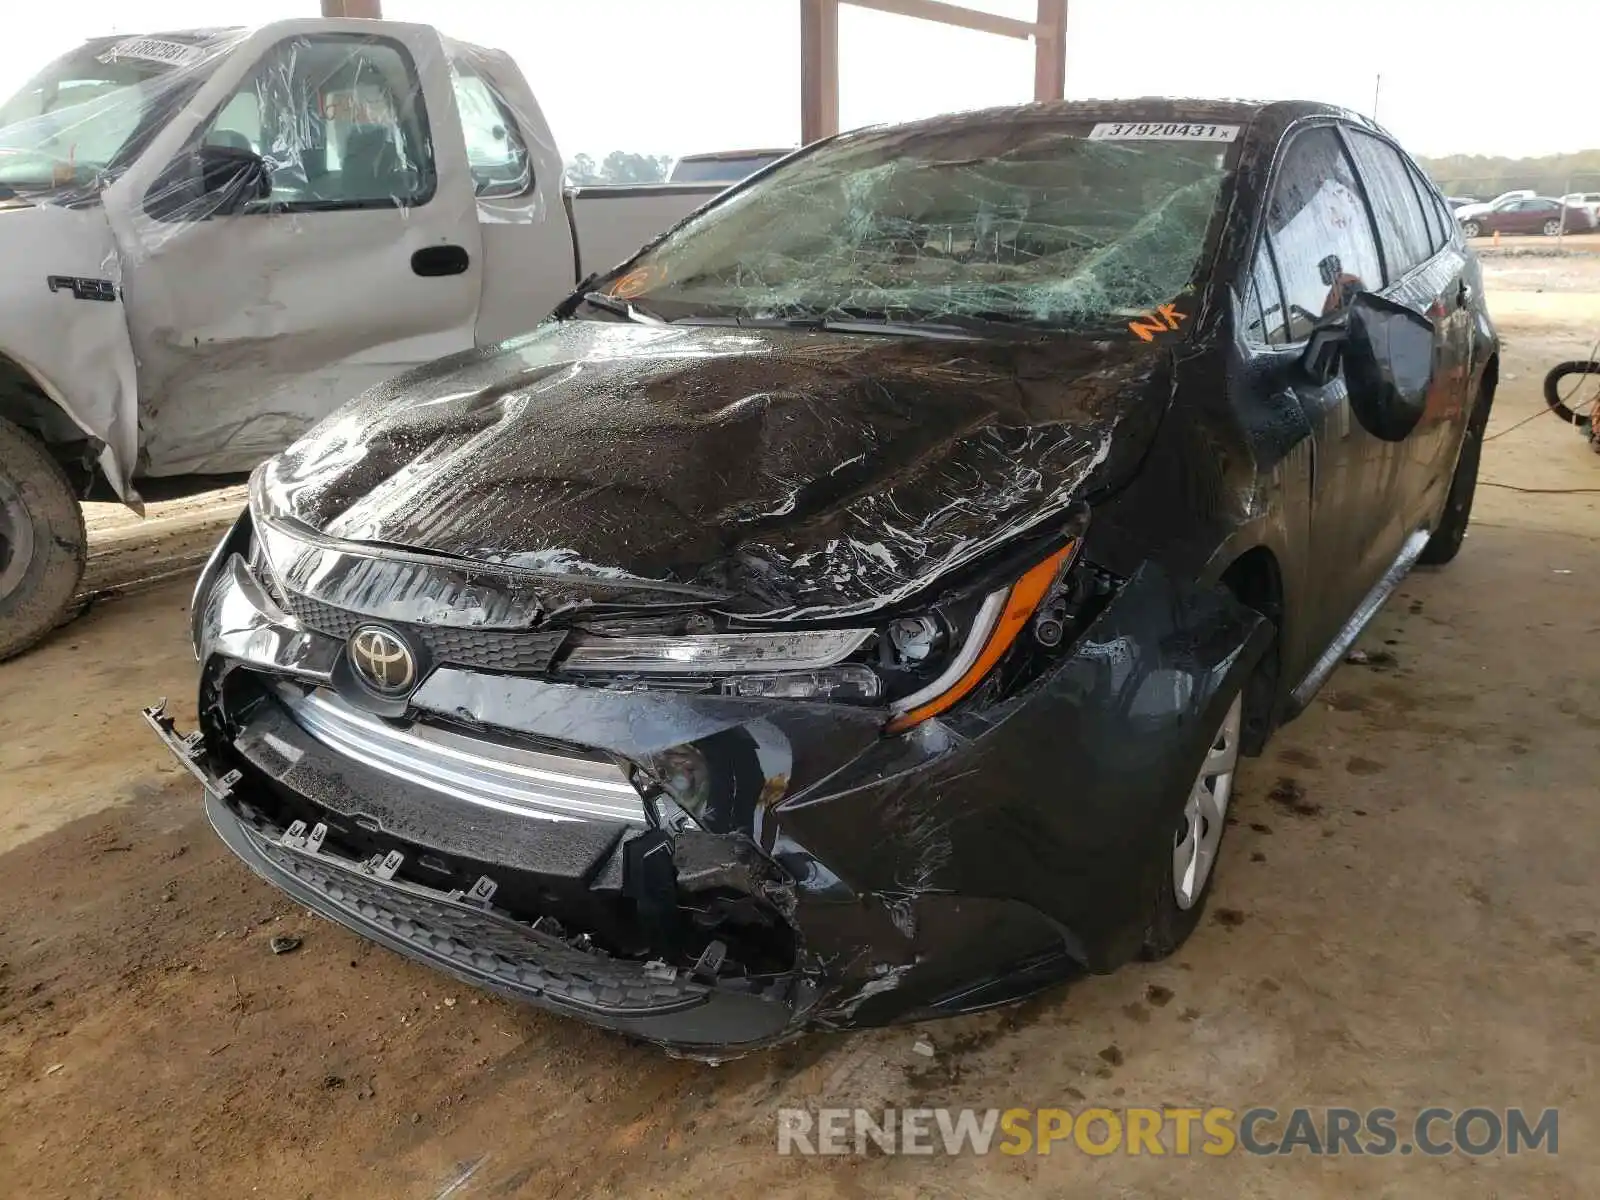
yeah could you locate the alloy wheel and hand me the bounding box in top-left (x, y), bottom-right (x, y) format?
top-left (1172, 693), bottom-right (1243, 909)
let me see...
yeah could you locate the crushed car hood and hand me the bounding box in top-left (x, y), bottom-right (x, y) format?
top-left (259, 319), bottom-right (1172, 620)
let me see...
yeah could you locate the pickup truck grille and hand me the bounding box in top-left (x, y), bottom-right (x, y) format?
top-left (277, 588), bottom-right (568, 674)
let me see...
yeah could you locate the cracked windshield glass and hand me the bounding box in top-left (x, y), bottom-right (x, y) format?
top-left (608, 117), bottom-right (1236, 330)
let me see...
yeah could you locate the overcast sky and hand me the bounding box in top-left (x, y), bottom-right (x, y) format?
top-left (0, 0), bottom-right (1587, 161)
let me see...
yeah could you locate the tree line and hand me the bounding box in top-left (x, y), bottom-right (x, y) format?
top-left (565, 151), bottom-right (674, 184)
top-left (1418, 149), bottom-right (1600, 199)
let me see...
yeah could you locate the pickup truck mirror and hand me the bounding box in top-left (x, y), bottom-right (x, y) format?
top-left (145, 143), bottom-right (271, 222)
top-left (195, 144), bottom-right (271, 209)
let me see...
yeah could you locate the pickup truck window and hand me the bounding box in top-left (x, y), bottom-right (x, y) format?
top-left (602, 117), bottom-right (1234, 330)
top-left (0, 36), bottom-right (217, 191)
top-left (201, 35), bottom-right (435, 209)
top-left (447, 62), bottom-right (531, 198)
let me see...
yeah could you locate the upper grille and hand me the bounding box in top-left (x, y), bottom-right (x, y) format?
top-left (278, 589), bottom-right (568, 674)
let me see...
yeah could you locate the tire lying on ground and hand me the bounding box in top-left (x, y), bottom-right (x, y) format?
top-left (0, 415), bottom-right (86, 662)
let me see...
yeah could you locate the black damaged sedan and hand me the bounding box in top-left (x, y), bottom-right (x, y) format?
top-left (150, 100), bottom-right (1497, 1055)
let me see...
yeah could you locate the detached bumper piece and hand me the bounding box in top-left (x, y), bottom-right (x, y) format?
top-left (145, 699), bottom-right (804, 1053)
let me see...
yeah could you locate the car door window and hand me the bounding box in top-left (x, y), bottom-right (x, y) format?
top-left (1241, 241), bottom-right (1288, 346)
top-left (446, 60), bottom-right (531, 198)
top-left (1343, 130), bottom-right (1433, 282)
top-left (1262, 126), bottom-right (1383, 343)
top-left (198, 35), bottom-right (435, 209)
top-left (1405, 161), bottom-right (1446, 252)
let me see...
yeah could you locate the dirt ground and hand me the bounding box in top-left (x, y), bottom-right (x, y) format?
top-left (1, 255), bottom-right (1598, 1199)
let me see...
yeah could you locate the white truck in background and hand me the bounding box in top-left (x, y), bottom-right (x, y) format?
top-left (0, 18), bottom-right (725, 659)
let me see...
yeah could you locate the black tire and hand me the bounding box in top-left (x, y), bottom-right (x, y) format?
top-left (1139, 687), bottom-right (1246, 960)
top-left (1543, 360), bottom-right (1599, 426)
top-left (1418, 379), bottom-right (1493, 566)
top-left (1543, 218), bottom-right (1563, 237)
top-left (0, 415), bottom-right (86, 662)
top-left (1461, 220), bottom-right (1481, 239)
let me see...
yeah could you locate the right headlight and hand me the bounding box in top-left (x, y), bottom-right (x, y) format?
top-left (555, 536), bottom-right (1082, 727)
top-left (884, 538), bottom-right (1078, 732)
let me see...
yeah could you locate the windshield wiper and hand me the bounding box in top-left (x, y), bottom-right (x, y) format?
top-left (581, 290), bottom-right (667, 325)
top-left (672, 313), bottom-right (980, 339)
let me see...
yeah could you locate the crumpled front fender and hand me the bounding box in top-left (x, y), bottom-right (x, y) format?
top-left (0, 203), bottom-right (141, 500)
top-left (774, 560), bottom-right (1272, 979)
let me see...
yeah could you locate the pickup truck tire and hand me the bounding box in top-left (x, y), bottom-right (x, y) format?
top-left (0, 415), bottom-right (86, 662)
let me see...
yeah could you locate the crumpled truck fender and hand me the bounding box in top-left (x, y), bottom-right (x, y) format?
top-left (0, 203), bottom-right (141, 502)
top-left (773, 560), bottom-right (1273, 981)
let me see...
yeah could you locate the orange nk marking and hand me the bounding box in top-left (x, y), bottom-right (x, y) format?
top-left (1128, 304), bottom-right (1186, 342)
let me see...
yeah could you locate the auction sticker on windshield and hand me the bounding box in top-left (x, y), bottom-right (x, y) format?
top-left (1087, 122), bottom-right (1239, 142)
top-left (96, 37), bottom-right (205, 68)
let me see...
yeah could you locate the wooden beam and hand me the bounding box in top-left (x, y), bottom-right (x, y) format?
top-left (321, 0), bottom-right (381, 16)
top-left (1032, 0), bottom-right (1067, 101)
top-left (800, 0), bottom-right (840, 144)
top-left (843, 0), bottom-right (1036, 40)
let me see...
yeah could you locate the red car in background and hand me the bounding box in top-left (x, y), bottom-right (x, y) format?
top-left (1459, 196), bottom-right (1596, 238)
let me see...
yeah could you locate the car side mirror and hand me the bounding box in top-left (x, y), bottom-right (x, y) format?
top-left (1341, 292), bottom-right (1435, 442)
top-left (145, 143), bottom-right (271, 222)
top-left (1299, 311), bottom-right (1348, 387)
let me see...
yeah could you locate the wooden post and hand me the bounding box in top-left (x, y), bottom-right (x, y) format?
top-left (800, 0), bottom-right (841, 144)
top-left (321, 0), bottom-right (382, 17)
top-left (1033, 0), bottom-right (1067, 101)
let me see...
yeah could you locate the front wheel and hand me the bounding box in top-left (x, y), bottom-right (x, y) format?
top-left (1462, 220), bottom-right (1482, 239)
top-left (1543, 218), bottom-right (1563, 237)
top-left (0, 415), bottom-right (86, 662)
top-left (1139, 691), bottom-right (1244, 958)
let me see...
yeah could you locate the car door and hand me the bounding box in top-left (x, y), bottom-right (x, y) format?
top-left (1341, 127), bottom-right (1468, 537)
top-left (103, 21), bottom-right (484, 476)
top-left (1506, 198), bottom-right (1546, 234)
top-left (1242, 123), bottom-right (1394, 670)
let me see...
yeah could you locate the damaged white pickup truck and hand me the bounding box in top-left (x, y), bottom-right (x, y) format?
top-left (0, 19), bottom-right (725, 659)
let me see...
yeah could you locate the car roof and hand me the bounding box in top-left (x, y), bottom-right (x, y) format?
top-left (857, 97), bottom-right (1383, 140)
top-left (677, 148), bottom-right (792, 163)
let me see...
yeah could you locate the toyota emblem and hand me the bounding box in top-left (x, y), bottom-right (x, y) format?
top-left (347, 625), bottom-right (418, 696)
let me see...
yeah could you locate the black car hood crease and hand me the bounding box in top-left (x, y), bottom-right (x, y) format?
top-left (261, 319), bottom-right (1170, 621)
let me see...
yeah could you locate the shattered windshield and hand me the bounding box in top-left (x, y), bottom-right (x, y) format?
top-left (0, 36), bottom-right (216, 190)
top-left (604, 117), bottom-right (1237, 330)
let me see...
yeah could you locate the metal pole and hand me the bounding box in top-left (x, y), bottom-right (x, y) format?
top-left (1033, 0), bottom-right (1067, 101)
top-left (800, 0), bottom-right (841, 144)
top-left (1372, 73), bottom-right (1381, 120)
top-left (321, 0), bottom-right (381, 17)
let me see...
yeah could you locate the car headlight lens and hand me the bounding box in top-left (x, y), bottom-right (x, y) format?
top-left (886, 538), bottom-right (1079, 732)
top-left (560, 628), bottom-right (874, 674)
top-left (556, 537), bottom-right (1081, 719)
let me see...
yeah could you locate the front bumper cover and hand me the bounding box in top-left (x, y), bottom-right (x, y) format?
top-left (153, 537), bottom-right (1271, 1051)
top-left (145, 701), bottom-right (806, 1052)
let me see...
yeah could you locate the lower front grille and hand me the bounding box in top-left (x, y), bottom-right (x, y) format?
top-left (246, 817), bottom-right (710, 1015)
top-left (277, 588), bottom-right (568, 674)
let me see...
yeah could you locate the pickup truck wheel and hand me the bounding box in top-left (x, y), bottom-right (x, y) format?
top-left (0, 415), bottom-right (86, 662)
top-left (1138, 690), bottom-right (1244, 960)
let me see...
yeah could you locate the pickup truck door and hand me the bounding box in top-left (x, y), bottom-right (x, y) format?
top-left (103, 20), bottom-right (484, 476)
